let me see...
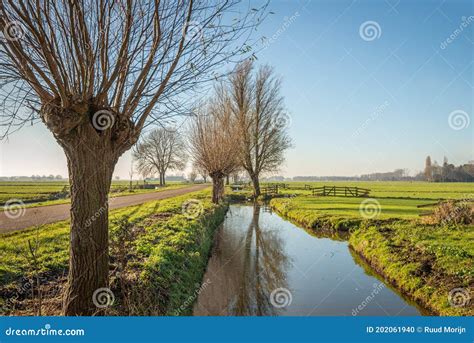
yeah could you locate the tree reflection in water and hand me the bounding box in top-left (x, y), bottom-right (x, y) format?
top-left (193, 205), bottom-right (423, 316)
top-left (232, 204), bottom-right (291, 315)
top-left (193, 205), bottom-right (291, 316)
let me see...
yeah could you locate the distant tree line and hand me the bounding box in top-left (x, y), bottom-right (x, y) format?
top-left (292, 173), bottom-right (411, 182)
top-left (0, 175), bottom-right (63, 181)
top-left (424, 156), bottom-right (474, 182)
top-left (292, 158), bottom-right (474, 183)
top-left (292, 171), bottom-right (411, 182)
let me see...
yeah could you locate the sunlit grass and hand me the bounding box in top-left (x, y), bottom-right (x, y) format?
top-left (0, 189), bottom-right (212, 287)
top-left (0, 182), bottom-right (190, 209)
top-left (271, 181), bottom-right (474, 200)
top-left (350, 223), bottom-right (474, 316)
top-left (266, 181), bottom-right (474, 316)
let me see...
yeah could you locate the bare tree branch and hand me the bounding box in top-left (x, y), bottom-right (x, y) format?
top-left (133, 127), bottom-right (187, 186)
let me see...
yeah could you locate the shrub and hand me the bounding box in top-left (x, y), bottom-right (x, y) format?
top-left (432, 201), bottom-right (473, 226)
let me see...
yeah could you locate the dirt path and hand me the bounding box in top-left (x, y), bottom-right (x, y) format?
top-left (0, 184), bottom-right (209, 234)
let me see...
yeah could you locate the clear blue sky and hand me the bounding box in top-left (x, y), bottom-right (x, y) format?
top-left (1, 0), bottom-right (472, 178)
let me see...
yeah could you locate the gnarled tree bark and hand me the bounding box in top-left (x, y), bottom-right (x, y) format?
top-left (63, 147), bottom-right (113, 315)
top-left (43, 102), bottom-right (135, 315)
top-left (210, 173), bottom-right (225, 204)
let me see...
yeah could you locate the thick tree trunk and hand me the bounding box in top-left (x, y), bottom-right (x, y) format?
top-left (251, 174), bottom-right (260, 197)
top-left (211, 176), bottom-right (225, 204)
top-left (41, 102), bottom-right (136, 316)
top-left (226, 175), bottom-right (230, 185)
top-left (62, 144), bottom-right (115, 315)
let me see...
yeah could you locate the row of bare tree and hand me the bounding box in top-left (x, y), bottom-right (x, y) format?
top-left (0, 0), bottom-right (267, 315)
top-left (188, 60), bottom-right (292, 203)
top-left (132, 60), bottom-right (291, 196)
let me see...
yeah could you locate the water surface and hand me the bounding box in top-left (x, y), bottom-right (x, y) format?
top-left (194, 205), bottom-right (426, 316)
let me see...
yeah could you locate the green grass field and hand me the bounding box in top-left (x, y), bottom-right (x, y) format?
top-left (274, 181), bottom-right (474, 200)
top-left (1, 180), bottom-right (472, 316)
top-left (0, 181), bottom-right (189, 207)
top-left (0, 189), bottom-right (225, 315)
top-left (350, 222), bottom-right (473, 316)
top-left (265, 181), bottom-right (473, 315)
top-left (0, 181), bottom-right (69, 202)
top-left (261, 181), bottom-right (474, 219)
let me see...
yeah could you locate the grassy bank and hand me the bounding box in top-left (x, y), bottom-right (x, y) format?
top-left (270, 197), bottom-right (364, 232)
top-left (269, 189), bottom-right (473, 316)
top-left (350, 222), bottom-right (473, 316)
top-left (0, 189), bottom-right (226, 316)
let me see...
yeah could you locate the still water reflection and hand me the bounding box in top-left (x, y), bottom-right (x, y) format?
top-left (193, 205), bottom-right (426, 316)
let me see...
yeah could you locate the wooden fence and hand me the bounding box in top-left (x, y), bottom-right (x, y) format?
top-left (261, 184), bottom-right (279, 196)
top-left (229, 182), bottom-right (373, 198)
top-left (312, 186), bottom-right (370, 197)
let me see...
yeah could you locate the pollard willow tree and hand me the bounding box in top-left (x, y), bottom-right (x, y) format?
top-left (188, 96), bottom-right (239, 203)
top-left (133, 128), bottom-right (187, 186)
top-left (0, 0), bottom-right (266, 315)
top-left (228, 60), bottom-right (291, 197)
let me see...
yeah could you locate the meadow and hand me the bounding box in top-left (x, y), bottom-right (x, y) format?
top-left (265, 181), bottom-right (473, 316)
top-left (274, 181), bottom-right (474, 198)
top-left (264, 181), bottom-right (474, 219)
top-left (0, 180), bottom-right (188, 207)
top-left (0, 189), bottom-right (225, 315)
top-left (1, 180), bottom-right (472, 316)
